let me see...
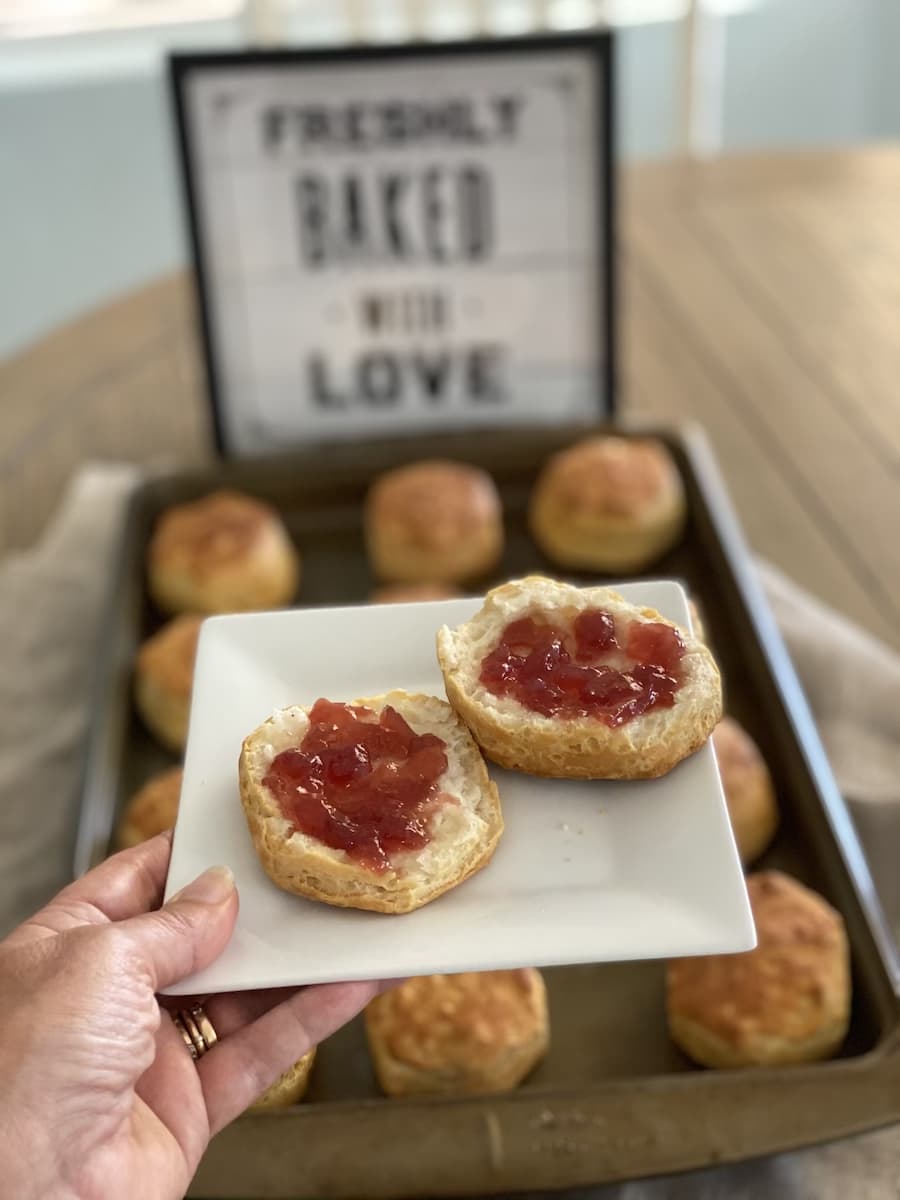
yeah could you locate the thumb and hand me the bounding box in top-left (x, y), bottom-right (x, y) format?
top-left (117, 866), bottom-right (238, 992)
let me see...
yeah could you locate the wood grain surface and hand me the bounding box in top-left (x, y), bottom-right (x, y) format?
top-left (2, 147), bottom-right (897, 648)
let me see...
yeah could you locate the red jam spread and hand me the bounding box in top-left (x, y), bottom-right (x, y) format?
top-left (262, 699), bottom-right (448, 872)
top-left (479, 609), bottom-right (684, 726)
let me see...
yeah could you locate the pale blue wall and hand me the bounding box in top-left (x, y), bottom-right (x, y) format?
top-left (722, 0), bottom-right (871, 147)
top-left (1, 73), bottom-right (185, 355)
top-left (867, 0), bottom-right (900, 138)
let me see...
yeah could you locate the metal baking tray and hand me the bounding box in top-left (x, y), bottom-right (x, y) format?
top-left (75, 423), bottom-right (900, 1198)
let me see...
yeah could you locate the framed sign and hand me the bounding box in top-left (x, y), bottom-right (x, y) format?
top-left (171, 33), bottom-right (615, 456)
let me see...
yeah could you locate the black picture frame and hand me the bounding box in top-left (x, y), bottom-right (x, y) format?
top-left (170, 31), bottom-right (616, 456)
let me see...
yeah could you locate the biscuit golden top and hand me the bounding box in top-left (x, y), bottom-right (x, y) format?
top-left (136, 614), bottom-right (201, 695)
top-left (120, 766), bottom-right (183, 845)
top-left (667, 871), bottom-right (848, 1049)
top-left (149, 490), bottom-right (280, 575)
top-left (366, 461), bottom-right (500, 551)
top-left (539, 436), bottom-right (680, 519)
top-left (368, 969), bottom-right (545, 1069)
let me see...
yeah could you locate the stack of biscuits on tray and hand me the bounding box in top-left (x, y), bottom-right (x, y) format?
top-left (117, 434), bottom-right (851, 1110)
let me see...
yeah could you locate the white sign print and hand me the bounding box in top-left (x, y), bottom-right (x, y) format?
top-left (180, 44), bottom-right (609, 453)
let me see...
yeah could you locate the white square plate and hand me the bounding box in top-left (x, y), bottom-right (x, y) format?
top-left (163, 581), bottom-right (754, 995)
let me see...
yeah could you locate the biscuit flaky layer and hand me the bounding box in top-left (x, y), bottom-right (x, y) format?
top-left (437, 576), bottom-right (722, 780)
top-left (712, 717), bottom-right (779, 865)
top-left (116, 766), bottom-right (183, 849)
top-left (666, 870), bottom-right (851, 1068)
top-left (133, 614), bottom-right (202, 753)
top-left (366, 969), bottom-right (549, 1096)
top-left (239, 692), bottom-right (503, 914)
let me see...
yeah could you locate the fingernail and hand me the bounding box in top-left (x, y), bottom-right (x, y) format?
top-left (172, 865), bottom-right (235, 905)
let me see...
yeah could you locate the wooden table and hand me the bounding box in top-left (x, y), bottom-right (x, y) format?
top-left (2, 147), bottom-right (898, 651)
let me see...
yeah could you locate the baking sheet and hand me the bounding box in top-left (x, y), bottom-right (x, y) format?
top-left (75, 423), bottom-right (900, 1198)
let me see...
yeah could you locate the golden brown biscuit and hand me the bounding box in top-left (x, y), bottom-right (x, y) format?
top-left (529, 436), bottom-right (686, 573)
top-left (437, 576), bottom-right (722, 780)
top-left (116, 766), bottom-right (183, 849)
top-left (713, 717), bottom-right (779, 864)
top-left (239, 691), bottom-right (503, 914)
top-left (249, 1049), bottom-right (315, 1111)
top-left (370, 583), bottom-right (462, 604)
top-left (364, 460), bottom-right (503, 584)
top-left (148, 489), bottom-right (300, 614)
top-left (667, 871), bottom-right (851, 1068)
top-left (134, 615), bottom-right (202, 753)
top-left (366, 970), bottom-right (548, 1096)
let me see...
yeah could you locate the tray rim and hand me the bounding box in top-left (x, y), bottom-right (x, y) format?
top-left (190, 1046), bottom-right (900, 1199)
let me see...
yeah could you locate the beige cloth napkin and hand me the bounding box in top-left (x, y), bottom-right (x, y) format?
top-left (0, 463), bottom-right (898, 1196)
top-left (0, 464), bottom-right (139, 931)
